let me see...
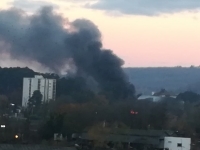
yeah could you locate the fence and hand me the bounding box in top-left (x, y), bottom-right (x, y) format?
top-left (0, 144), bottom-right (76, 150)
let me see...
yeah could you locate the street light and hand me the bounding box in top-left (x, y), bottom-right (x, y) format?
top-left (15, 135), bottom-right (19, 139)
top-left (1, 125), bottom-right (6, 139)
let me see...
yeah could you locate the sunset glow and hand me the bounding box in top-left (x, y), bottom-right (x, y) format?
top-left (1, 0), bottom-right (200, 69)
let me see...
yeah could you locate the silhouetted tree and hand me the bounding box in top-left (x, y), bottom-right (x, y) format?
top-left (0, 95), bottom-right (9, 115)
top-left (39, 113), bottom-right (65, 140)
top-left (28, 90), bottom-right (43, 114)
top-left (177, 91), bottom-right (200, 103)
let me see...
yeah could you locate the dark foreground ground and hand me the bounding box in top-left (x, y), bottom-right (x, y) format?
top-left (0, 144), bottom-right (76, 150)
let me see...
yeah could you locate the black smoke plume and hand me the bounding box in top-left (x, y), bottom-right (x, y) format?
top-left (0, 6), bottom-right (135, 100)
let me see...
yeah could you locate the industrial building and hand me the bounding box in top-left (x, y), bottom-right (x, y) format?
top-left (22, 75), bottom-right (56, 107)
top-left (80, 129), bottom-right (191, 150)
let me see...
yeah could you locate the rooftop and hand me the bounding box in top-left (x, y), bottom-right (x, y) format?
top-left (81, 129), bottom-right (177, 144)
top-left (34, 75), bottom-right (44, 79)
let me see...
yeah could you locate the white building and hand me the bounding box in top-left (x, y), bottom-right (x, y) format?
top-left (22, 75), bottom-right (56, 107)
top-left (138, 95), bottom-right (163, 102)
top-left (160, 137), bottom-right (191, 150)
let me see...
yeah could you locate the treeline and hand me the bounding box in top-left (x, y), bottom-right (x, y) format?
top-left (23, 92), bottom-right (200, 143)
top-left (0, 67), bottom-right (58, 105)
top-left (124, 67), bottom-right (200, 94)
top-left (1, 67), bottom-right (200, 145)
top-left (0, 67), bottom-right (135, 106)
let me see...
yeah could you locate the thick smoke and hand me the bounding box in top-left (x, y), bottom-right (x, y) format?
top-left (0, 6), bottom-right (135, 100)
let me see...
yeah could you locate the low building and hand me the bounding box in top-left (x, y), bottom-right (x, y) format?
top-left (138, 89), bottom-right (178, 102)
top-left (80, 129), bottom-right (191, 150)
top-left (137, 95), bottom-right (163, 102)
top-left (153, 89), bottom-right (177, 98)
top-left (161, 137), bottom-right (191, 150)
